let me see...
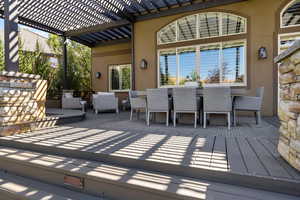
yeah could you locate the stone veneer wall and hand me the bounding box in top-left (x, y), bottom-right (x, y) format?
top-left (275, 40), bottom-right (300, 171)
top-left (0, 71), bottom-right (47, 136)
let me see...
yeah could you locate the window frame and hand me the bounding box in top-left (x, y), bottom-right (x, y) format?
top-left (108, 64), bottom-right (132, 92)
top-left (280, 0), bottom-right (300, 29)
top-left (157, 39), bottom-right (247, 88)
top-left (157, 12), bottom-right (247, 45)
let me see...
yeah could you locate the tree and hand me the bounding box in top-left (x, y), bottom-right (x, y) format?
top-left (0, 40), bottom-right (4, 71)
top-left (0, 33), bottom-right (91, 98)
top-left (47, 34), bottom-right (91, 94)
top-left (206, 63), bottom-right (231, 83)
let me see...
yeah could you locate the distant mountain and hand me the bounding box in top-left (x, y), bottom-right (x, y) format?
top-left (0, 28), bottom-right (56, 55)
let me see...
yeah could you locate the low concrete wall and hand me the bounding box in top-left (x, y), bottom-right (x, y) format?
top-left (275, 40), bottom-right (300, 171)
top-left (0, 71), bottom-right (47, 136)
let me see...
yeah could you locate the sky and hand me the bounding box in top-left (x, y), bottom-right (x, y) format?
top-left (0, 19), bottom-right (49, 38)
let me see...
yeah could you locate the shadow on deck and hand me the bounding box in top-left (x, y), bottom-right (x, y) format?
top-left (0, 110), bottom-right (299, 196)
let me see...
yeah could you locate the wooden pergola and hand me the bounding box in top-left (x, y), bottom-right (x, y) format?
top-left (1, 0), bottom-right (247, 88)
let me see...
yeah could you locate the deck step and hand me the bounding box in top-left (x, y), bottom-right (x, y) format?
top-left (0, 146), bottom-right (298, 200)
top-left (0, 171), bottom-right (101, 200)
top-left (1, 136), bottom-right (300, 196)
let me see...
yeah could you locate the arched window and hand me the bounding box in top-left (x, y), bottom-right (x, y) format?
top-left (157, 12), bottom-right (247, 87)
top-left (281, 0), bottom-right (300, 28)
top-left (158, 12), bottom-right (246, 45)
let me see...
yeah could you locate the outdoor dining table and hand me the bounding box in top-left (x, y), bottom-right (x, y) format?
top-left (135, 88), bottom-right (247, 98)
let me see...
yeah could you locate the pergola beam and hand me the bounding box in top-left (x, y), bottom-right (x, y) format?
top-left (93, 38), bottom-right (131, 47)
top-left (136, 0), bottom-right (247, 21)
top-left (0, 0), bottom-right (249, 47)
top-left (65, 19), bottom-right (130, 37)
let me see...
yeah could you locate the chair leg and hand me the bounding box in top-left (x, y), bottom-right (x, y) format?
top-left (233, 110), bottom-right (237, 126)
top-left (199, 110), bottom-right (203, 126)
top-left (203, 112), bottom-right (207, 128)
top-left (95, 109), bottom-right (98, 114)
top-left (147, 111), bottom-right (150, 126)
top-left (227, 112), bottom-right (231, 130)
top-left (130, 109), bottom-right (133, 120)
top-left (173, 111), bottom-right (176, 127)
top-left (166, 111), bottom-right (169, 127)
top-left (256, 111), bottom-right (261, 125)
top-left (194, 112), bottom-right (197, 128)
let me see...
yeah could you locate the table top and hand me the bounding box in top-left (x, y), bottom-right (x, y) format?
top-left (135, 88), bottom-right (246, 97)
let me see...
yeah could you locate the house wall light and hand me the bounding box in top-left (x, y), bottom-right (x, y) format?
top-left (95, 72), bottom-right (101, 79)
top-left (258, 47), bottom-right (268, 59)
top-left (140, 59), bottom-right (148, 69)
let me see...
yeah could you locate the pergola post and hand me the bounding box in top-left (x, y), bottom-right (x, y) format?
top-left (4, 0), bottom-right (19, 71)
top-left (131, 23), bottom-right (135, 90)
top-left (62, 36), bottom-right (68, 89)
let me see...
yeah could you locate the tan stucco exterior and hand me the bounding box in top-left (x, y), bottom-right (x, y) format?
top-left (91, 42), bottom-right (131, 101)
top-left (92, 0), bottom-right (297, 116)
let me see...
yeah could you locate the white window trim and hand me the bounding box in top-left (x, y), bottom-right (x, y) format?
top-left (280, 0), bottom-right (300, 29)
top-left (157, 12), bottom-right (247, 45)
top-left (108, 64), bottom-right (132, 92)
top-left (157, 39), bottom-right (247, 88)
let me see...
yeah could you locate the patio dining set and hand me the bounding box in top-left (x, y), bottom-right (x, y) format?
top-left (62, 87), bottom-right (264, 130)
top-left (98, 87), bottom-right (264, 129)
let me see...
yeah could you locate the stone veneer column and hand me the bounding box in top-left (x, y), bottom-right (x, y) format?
top-left (0, 71), bottom-right (47, 136)
top-left (275, 40), bottom-right (300, 171)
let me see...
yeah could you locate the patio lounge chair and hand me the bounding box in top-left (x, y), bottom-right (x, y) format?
top-left (93, 92), bottom-right (119, 114)
top-left (146, 88), bottom-right (170, 126)
top-left (129, 90), bottom-right (147, 120)
top-left (173, 87), bottom-right (200, 128)
top-left (61, 90), bottom-right (82, 109)
top-left (203, 87), bottom-right (232, 130)
top-left (234, 87), bottom-right (264, 125)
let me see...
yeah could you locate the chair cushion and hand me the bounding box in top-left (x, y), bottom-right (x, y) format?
top-left (97, 92), bottom-right (114, 96)
top-left (64, 93), bottom-right (73, 98)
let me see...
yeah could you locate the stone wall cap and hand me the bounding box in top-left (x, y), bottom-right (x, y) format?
top-left (0, 71), bottom-right (41, 80)
top-left (275, 40), bottom-right (300, 63)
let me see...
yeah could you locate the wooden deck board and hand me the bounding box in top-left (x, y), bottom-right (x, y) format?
top-left (226, 137), bottom-right (247, 174)
top-left (210, 136), bottom-right (228, 171)
top-left (259, 138), bottom-right (300, 180)
top-left (247, 138), bottom-right (291, 179)
top-left (236, 137), bottom-right (269, 176)
top-left (189, 136), bottom-right (215, 169)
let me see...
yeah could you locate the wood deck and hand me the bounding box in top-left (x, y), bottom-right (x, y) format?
top-left (0, 111), bottom-right (299, 195)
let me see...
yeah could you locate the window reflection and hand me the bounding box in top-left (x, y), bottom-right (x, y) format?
top-left (282, 0), bottom-right (300, 28)
top-left (200, 44), bottom-right (220, 84)
top-left (158, 12), bottom-right (246, 44)
top-left (222, 42), bottom-right (245, 84)
top-left (178, 47), bottom-right (197, 85)
top-left (109, 64), bottom-right (131, 91)
top-left (111, 68), bottom-right (120, 90)
top-left (159, 50), bottom-right (177, 86)
top-left (158, 40), bottom-right (246, 87)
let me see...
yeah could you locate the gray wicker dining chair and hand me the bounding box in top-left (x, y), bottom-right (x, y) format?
top-left (203, 87), bottom-right (232, 130)
top-left (233, 87), bottom-right (264, 126)
top-left (173, 87), bottom-right (200, 128)
top-left (129, 90), bottom-right (147, 121)
top-left (146, 88), bottom-right (170, 126)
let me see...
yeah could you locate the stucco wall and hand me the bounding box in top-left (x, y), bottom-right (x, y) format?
top-left (92, 0), bottom-right (291, 116)
top-left (91, 42), bottom-right (131, 102)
